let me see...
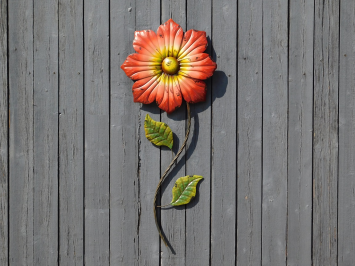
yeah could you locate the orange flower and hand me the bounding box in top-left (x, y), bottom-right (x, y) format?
top-left (121, 19), bottom-right (217, 113)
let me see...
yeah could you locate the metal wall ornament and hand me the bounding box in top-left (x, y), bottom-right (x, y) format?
top-left (121, 19), bottom-right (217, 248)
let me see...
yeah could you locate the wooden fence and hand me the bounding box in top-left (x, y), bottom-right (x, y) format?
top-left (1, 0), bottom-right (354, 265)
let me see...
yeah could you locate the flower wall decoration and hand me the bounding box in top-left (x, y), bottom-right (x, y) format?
top-left (121, 18), bottom-right (216, 113)
top-left (121, 19), bottom-right (217, 248)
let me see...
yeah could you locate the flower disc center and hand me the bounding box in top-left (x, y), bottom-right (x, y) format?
top-left (162, 57), bottom-right (180, 75)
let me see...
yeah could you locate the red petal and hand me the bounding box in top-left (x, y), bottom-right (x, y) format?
top-left (124, 68), bottom-right (162, 80)
top-left (157, 19), bottom-right (184, 58)
top-left (178, 68), bottom-right (216, 80)
top-left (132, 76), bottom-right (161, 104)
top-left (177, 30), bottom-right (208, 59)
top-left (179, 53), bottom-right (217, 80)
top-left (156, 74), bottom-right (183, 113)
top-left (176, 75), bottom-right (207, 104)
top-left (128, 53), bottom-right (162, 63)
top-left (132, 74), bottom-right (182, 113)
top-left (179, 53), bottom-right (210, 63)
top-left (121, 54), bottom-right (162, 80)
top-left (133, 30), bottom-right (162, 58)
top-left (154, 75), bottom-right (166, 105)
top-left (122, 54), bottom-right (162, 67)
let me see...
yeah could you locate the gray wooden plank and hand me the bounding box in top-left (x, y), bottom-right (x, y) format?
top-left (160, 2), bottom-right (187, 264)
top-left (262, 0), bottom-right (288, 264)
top-left (135, 1), bottom-right (161, 265)
top-left (8, 0), bottom-right (34, 264)
top-left (84, 0), bottom-right (110, 264)
top-left (0, 0), bottom-right (8, 263)
top-left (58, 0), bottom-right (84, 264)
top-left (287, 0), bottom-right (313, 265)
top-left (185, 1), bottom-right (212, 265)
top-left (237, 0), bottom-right (262, 264)
top-left (109, 1), bottom-right (139, 265)
top-left (33, 0), bottom-right (59, 264)
top-left (313, 0), bottom-right (339, 265)
top-left (338, 1), bottom-right (354, 265)
top-left (211, 0), bottom-right (237, 264)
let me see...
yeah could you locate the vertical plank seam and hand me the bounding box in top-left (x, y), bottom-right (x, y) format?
top-left (134, 1), bottom-right (142, 263)
top-left (209, 0), bottom-right (213, 265)
top-left (108, 0), bottom-right (111, 264)
top-left (6, 0), bottom-right (9, 263)
top-left (108, 0), bottom-right (111, 265)
top-left (235, 0), bottom-right (238, 264)
top-left (82, 0), bottom-right (86, 261)
top-left (32, 0), bottom-right (35, 262)
top-left (286, 0), bottom-right (290, 263)
top-left (261, 17), bottom-right (264, 263)
top-left (311, 0), bottom-right (314, 263)
top-left (57, 0), bottom-right (60, 263)
top-left (336, 0), bottom-right (341, 264)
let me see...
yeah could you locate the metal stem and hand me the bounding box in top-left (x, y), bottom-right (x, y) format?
top-left (153, 102), bottom-right (191, 247)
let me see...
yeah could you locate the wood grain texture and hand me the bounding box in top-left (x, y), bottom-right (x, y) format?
top-left (33, 0), bottom-right (59, 264)
top-left (110, 1), bottom-right (138, 265)
top-left (58, 0), bottom-right (84, 264)
top-left (313, 1), bottom-right (339, 265)
top-left (237, 0), bottom-right (262, 264)
top-left (9, 0), bottom-right (34, 264)
top-left (160, 2), bottom-right (187, 264)
top-left (262, 0), bottom-right (288, 264)
top-left (0, 0), bottom-right (8, 263)
top-left (287, 0), bottom-right (313, 265)
top-left (211, 0), bottom-right (237, 264)
top-left (5, 1), bottom-right (355, 265)
top-left (136, 1), bottom-right (161, 265)
top-left (185, 0), bottom-right (212, 265)
top-left (338, 1), bottom-right (354, 265)
top-left (84, 0), bottom-right (110, 264)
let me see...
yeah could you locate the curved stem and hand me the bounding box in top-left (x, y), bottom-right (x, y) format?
top-left (153, 102), bottom-right (191, 247)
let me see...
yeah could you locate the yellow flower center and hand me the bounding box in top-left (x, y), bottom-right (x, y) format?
top-left (162, 57), bottom-right (180, 75)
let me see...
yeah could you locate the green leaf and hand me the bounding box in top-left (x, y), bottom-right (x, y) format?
top-left (144, 114), bottom-right (173, 149)
top-left (170, 175), bottom-right (203, 206)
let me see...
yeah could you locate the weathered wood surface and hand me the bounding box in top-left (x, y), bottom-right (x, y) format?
top-left (262, 0), bottom-right (288, 264)
top-left (313, 1), bottom-right (339, 265)
top-left (237, 0), bottom-right (262, 264)
top-left (287, 0), bottom-right (313, 265)
top-left (58, 0), bottom-right (84, 264)
top-left (33, 0), bottom-right (59, 264)
top-left (84, 0), bottom-right (110, 264)
top-left (9, 0), bottom-right (34, 264)
top-left (339, 1), bottom-right (355, 265)
top-left (0, 0), bottom-right (7, 264)
top-left (2, 0), bottom-right (355, 265)
top-left (211, 0), bottom-right (237, 265)
top-left (110, 1), bottom-right (141, 265)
